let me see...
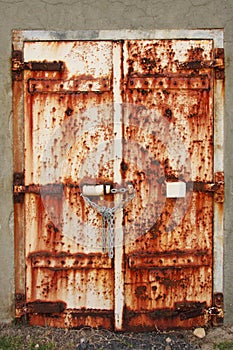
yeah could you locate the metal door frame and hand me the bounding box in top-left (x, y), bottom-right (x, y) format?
top-left (12, 29), bottom-right (224, 325)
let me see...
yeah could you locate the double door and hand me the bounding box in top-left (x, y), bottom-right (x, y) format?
top-left (14, 37), bottom-right (219, 330)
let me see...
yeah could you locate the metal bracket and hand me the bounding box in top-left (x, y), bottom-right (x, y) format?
top-left (214, 48), bottom-right (225, 80)
top-left (15, 293), bottom-right (26, 319)
top-left (192, 172), bottom-right (224, 203)
top-left (12, 49), bottom-right (64, 81)
top-left (214, 172), bottom-right (224, 203)
top-left (13, 172), bottom-right (25, 203)
top-left (204, 172), bottom-right (224, 203)
top-left (175, 301), bottom-right (206, 320)
top-left (177, 48), bottom-right (224, 80)
top-left (13, 172), bottom-right (65, 202)
top-left (12, 50), bottom-right (24, 81)
top-left (208, 293), bottom-right (224, 326)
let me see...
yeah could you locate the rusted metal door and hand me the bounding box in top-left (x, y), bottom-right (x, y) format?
top-left (21, 41), bottom-right (119, 328)
top-left (122, 40), bottom-right (218, 330)
top-left (13, 34), bottom-right (224, 330)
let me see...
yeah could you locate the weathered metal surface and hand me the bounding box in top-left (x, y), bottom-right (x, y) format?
top-left (12, 29), bottom-right (224, 48)
top-left (213, 45), bottom-right (224, 304)
top-left (12, 48), bottom-right (26, 315)
top-left (122, 39), bottom-right (214, 330)
top-left (28, 309), bottom-right (114, 329)
top-left (23, 41), bottom-right (115, 327)
top-left (13, 34), bottom-right (224, 330)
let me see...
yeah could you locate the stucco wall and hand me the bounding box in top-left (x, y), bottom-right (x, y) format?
top-left (0, 0), bottom-right (232, 324)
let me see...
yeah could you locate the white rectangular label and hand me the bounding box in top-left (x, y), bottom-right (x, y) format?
top-left (166, 182), bottom-right (186, 198)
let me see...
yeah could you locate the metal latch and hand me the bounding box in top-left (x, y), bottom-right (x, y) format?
top-left (13, 172), bottom-right (64, 203)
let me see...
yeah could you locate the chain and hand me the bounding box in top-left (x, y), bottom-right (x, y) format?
top-left (105, 209), bottom-right (115, 259)
top-left (80, 186), bottom-right (135, 258)
top-left (102, 214), bottom-right (107, 254)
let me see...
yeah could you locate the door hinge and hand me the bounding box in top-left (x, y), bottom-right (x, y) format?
top-left (13, 172), bottom-right (25, 203)
top-left (177, 48), bottom-right (224, 79)
top-left (12, 50), bottom-right (24, 81)
top-left (13, 180), bottom-right (66, 202)
top-left (214, 48), bottom-right (225, 80)
top-left (205, 172), bottom-right (224, 203)
top-left (15, 293), bottom-right (26, 319)
top-left (175, 301), bottom-right (206, 320)
top-left (208, 293), bottom-right (224, 326)
top-left (26, 301), bottom-right (66, 314)
top-left (192, 172), bottom-right (224, 203)
top-left (15, 296), bottom-right (66, 318)
top-left (12, 50), bottom-right (64, 81)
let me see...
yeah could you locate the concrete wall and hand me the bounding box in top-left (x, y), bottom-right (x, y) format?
top-left (0, 0), bottom-right (232, 324)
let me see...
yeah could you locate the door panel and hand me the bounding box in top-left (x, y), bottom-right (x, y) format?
top-left (122, 40), bottom-right (213, 330)
top-left (24, 41), bottom-right (115, 328)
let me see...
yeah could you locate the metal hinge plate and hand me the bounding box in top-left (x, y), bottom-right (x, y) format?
top-left (26, 301), bottom-right (66, 314)
top-left (15, 293), bottom-right (26, 319)
top-left (175, 301), bottom-right (206, 320)
top-left (12, 50), bottom-right (64, 81)
top-left (192, 172), bottom-right (224, 202)
top-left (15, 296), bottom-right (66, 318)
top-left (177, 48), bottom-right (224, 79)
top-left (13, 172), bottom-right (25, 203)
top-left (208, 293), bottom-right (224, 326)
top-left (214, 48), bottom-right (225, 80)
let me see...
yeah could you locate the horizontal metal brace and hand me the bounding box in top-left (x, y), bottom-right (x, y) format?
top-left (27, 77), bottom-right (111, 94)
top-left (127, 75), bottom-right (210, 90)
top-left (128, 250), bottom-right (211, 270)
top-left (29, 251), bottom-right (112, 269)
top-left (24, 61), bottom-right (64, 71)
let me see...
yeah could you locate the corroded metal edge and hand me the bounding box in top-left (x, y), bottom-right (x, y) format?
top-left (12, 29), bottom-right (224, 49)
